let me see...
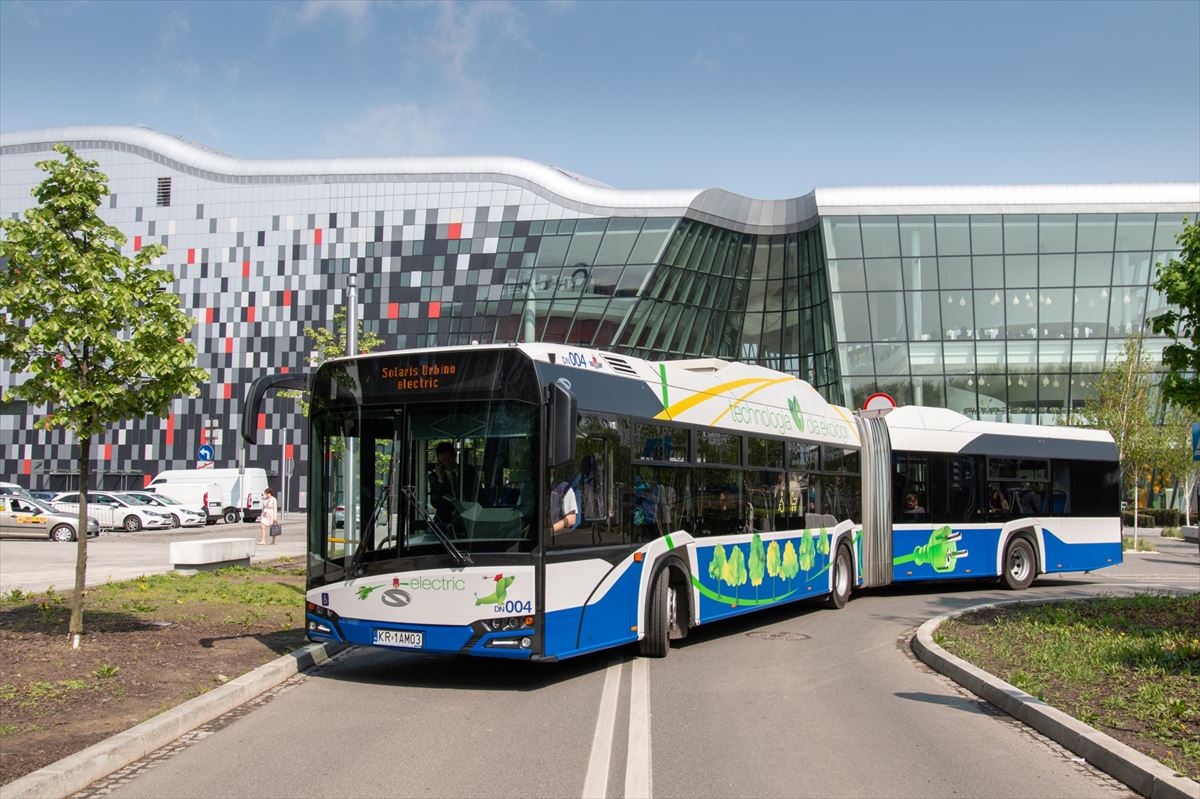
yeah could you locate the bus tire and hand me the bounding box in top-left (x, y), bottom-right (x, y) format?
top-left (825, 542), bottom-right (853, 609)
top-left (1002, 536), bottom-right (1036, 590)
top-left (639, 568), bottom-right (671, 658)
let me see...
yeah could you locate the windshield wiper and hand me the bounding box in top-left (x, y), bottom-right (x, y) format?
top-left (399, 486), bottom-right (472, 567)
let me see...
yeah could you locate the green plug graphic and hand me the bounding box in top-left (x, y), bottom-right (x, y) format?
top-left (475, 575), bottom-right (516, 606)
top-left (893, 526), bottom-right (968, 574)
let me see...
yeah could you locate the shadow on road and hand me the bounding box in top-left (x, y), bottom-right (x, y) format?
top-left (894, 691), bottom-right (997, 715)
top-left (312, 642), bottom-right (627, 692)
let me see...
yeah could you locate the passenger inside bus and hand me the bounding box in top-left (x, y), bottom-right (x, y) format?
top-left (428, 442), bottom-right (478, 529)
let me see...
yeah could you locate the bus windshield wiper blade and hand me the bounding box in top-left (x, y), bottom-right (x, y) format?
top-left (399, 486), bottom-right (472, 567)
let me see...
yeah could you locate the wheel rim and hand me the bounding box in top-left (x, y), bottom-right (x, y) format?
top-left (52, 526), bottom-right (72, 542)
top-left (170, 514), bottom-right (180, 528)
top-left (1009, 546), bottom-right (1031, 582)
top-left (667, 585), bottom-right (677, 627)
top-left (835, 551), bottom-right (850, 597)
top-left (125, 516), bottom-right (139, 531)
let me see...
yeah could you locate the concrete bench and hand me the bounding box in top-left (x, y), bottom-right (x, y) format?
top-left (169, 538), bottom-right (255, 574)
top-left (1182, 526), bottom-right (1199, 543)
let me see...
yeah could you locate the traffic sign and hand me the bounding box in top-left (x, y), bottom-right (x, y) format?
top-left (198, 444), bottom-right (215, 462)
top-left (863, 392), bottom-right (897, 412)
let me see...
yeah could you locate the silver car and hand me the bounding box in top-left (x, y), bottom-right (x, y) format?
top-left (0, 495), bottom-right (101, 541)
top-left (120, 491), bottom-right (207, 528)
top-left (51, 491), bottom-right (174, 532)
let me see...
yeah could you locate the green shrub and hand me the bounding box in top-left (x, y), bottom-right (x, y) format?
top-left (1161, 526), bottom-right (1183, 539)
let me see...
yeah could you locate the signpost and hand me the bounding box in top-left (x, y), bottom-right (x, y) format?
top-left (197, 444), bottom-right (215, 468)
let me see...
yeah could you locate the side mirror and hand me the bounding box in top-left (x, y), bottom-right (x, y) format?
top-left (550, 380), bottom-right (576, 467)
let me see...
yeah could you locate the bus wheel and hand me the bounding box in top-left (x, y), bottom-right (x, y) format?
top-left (639, 568), bottom-right (672, 658)
top-left (825, 543), bottom-right (853, 609)
top-left (1002, 537), bottom-right (1036, 590)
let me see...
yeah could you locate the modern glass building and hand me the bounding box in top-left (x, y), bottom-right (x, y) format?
top-left (1, 127), bottom-right (1197, 508)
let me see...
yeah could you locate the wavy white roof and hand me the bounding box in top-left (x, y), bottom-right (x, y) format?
top-left (2, 126), bottom-right (1197, 228)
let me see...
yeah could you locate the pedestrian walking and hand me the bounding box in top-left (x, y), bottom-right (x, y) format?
top-left (259, 487), bottom-right (279, 545)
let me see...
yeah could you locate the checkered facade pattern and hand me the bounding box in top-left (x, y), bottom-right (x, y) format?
top-left (1, 128), bottom-right (1197, 511)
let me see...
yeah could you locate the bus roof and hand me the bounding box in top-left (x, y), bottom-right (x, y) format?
top-left (883, 405), bottom-right (1117, 461)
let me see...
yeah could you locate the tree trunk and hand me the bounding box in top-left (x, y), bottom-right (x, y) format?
top-left (70, 434), bottom-right (90, 649)
top-left (1133, 481), bottom-right (1139, 552)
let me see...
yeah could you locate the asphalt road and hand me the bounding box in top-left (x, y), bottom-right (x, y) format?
top-left (83, 538), bottom-right (1197, 799)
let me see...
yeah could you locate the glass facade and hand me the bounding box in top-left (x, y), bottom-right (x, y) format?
top-left (822, 212), bottom-right (1196, 423)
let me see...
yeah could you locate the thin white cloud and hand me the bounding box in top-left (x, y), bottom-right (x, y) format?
top-left (294, 0), bottom-right (375, 43)
top-left (690, 50), bottom-right (720, 74)
top-left (323, 102), bottom-right (449, 157)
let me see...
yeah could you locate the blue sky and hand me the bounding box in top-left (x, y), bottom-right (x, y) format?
top-left (2, 0), bottom-right (1197, 198)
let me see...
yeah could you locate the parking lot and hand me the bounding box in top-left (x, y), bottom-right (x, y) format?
top-left (0, 515), bottom-right (308, 595)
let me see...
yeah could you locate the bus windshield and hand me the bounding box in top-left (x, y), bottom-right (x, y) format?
top-left (311, 399), bottom-right (539, 577)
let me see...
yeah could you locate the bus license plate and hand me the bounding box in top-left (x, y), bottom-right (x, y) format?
top-left (374, 629), bottom-right (423, 649)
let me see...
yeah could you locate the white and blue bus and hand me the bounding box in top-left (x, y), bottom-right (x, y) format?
top-left (242, 344), bottom-right (1121, 661)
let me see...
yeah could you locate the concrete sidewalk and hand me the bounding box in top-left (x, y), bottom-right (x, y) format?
top-left (0, 515), bottom-right (308, 595)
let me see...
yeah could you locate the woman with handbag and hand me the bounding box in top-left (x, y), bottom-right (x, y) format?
top-left (259, 487), bottom-right (280, 545)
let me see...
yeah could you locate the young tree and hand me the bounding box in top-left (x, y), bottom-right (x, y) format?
top-left (0, 145), bottom-right (206, 648)
top-left (1150, 218), bottom-right (1200, 414)
top-left (1158, 405), bottom-right (1200, 525)
top-left (1081, 333), bottom-right (1157, 547)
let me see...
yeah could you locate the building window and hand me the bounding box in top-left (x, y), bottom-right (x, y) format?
top-left (156, 177), bottom-right (171, 207)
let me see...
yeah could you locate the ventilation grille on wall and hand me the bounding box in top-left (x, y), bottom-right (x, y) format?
top-left (603, 355), bottom-right (639, 377)
top-left (156, 177), bottom-right (171, 207)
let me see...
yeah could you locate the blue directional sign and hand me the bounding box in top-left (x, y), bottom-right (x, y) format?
top-left (198, 444), bottom-right (215, 462)
top-left (1192, 422), bottom-right (1200, 462)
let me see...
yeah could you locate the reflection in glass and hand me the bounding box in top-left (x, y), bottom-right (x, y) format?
top-left (1113, 252), bottom-right (1151, 285)
top-left (1109, 288), bottom-right (1147, 336)
top-left (1038, 214), bottom-right (1076, 253)
top-left (943, 342), bottom-right (975, 373)
top-left (971, 215), bottom-right (1003, 255)
top-left (903, 257), bottom-right (939, 291)
top-left (1115, 214), bottom-right (1155, 252)
top-left (974, 290), bottom-right (1005, 340)
top-left (829, 259), bottom-right (866, 292)
top-left (1039, 253), bottom-right (1074, 287)
top-left (1077, 214), bottom-right (1116, 252)
top-left (908, 342), bottom-right (943, 374)
top-left (941, 291), bottom-right (973, 340)
top-left (1007, 290), bottom-right (1037, 339)
top-left (1004, 215), bottom-right (1037, 254)
top-left (874, 343), bottom-right (909, 375)
top-left (899, 216), bottom-right (936, 257)
top-left (861, 216), bottom-right (901, 258)
top-left (822, 217), bottom-right (863, 259)
top-left (865, 259), bottom-right (903, 291)
top-left (833, 293), bottom-right (871, 341)
top-left (972, 255), bottom-right (1004, 289)
top-left (936, 215), bottom-right (971, 256)
top-left (868, 292), bottom-right (906, 341)
top-left (906, 289), bottom-right (943, 340)
top-left (1039, 288), bottom-right (1072, 338)
top-left (1073, 288), bottom-right (1108, 338)
top-left (938, 256), bottom-right (972, 290)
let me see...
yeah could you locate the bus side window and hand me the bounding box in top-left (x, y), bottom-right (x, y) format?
top-left (1051, 461), bottom-right (1071, 515)
top-left (550, 414), bottom-right (628, 548)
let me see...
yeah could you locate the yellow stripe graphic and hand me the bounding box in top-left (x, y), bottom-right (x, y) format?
top-left (829, 405), bottom-right (862, 446)
top-left (707, 377), bottom-right (799, 426)
top-left (653, 378), bottom-right (770, 420)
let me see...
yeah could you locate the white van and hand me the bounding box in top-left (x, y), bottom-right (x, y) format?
top-left (147, 468), bottom-right (269, 524)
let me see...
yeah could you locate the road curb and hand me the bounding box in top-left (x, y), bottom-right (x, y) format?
top-left (0, 641), bottom-right (347, 799)
top-left (913, 599), bottom-right (1198, 799)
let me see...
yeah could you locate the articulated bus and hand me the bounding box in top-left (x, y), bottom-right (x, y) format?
top-left (242, 343), bottom-right (1121, 661)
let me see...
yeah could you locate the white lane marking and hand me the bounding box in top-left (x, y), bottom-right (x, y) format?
top-left (582, 656), bottom-right (624, 799)
top-left (625, 658), bottom-right (652, 799)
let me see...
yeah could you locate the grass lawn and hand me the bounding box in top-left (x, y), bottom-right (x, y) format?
top-left (938, 594), bottom-right (1200, 781)
top-left (0, 560), bottom-right (307, 786)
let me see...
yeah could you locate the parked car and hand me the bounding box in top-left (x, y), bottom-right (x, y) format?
top-left (120, 491), bottom-right (207, 528)
top-left (51, 491), bottom-right (173, 532)
top-left (0, 482), bottom-right (33, 498)
top-left (0, 495), bottom-right (100, 541)
top-left (28, 490), bottom-right (58, 502)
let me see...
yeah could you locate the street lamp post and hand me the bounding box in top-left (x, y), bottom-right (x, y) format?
top-left (344, 275), bottom-right (359, 561)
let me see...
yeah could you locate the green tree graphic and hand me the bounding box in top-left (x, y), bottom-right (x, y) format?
top-left (766, 540), bottom-right (781, 600)
top-left (817, 527), bottom-right (830, 556)
top-left (782, 541), bottom-right (799, 591)
top-left (749, 533), bottom-right (765, 599)
top-left (722, 546), bottom-right (748, 604)
top-left (708, 544), bottom-right (727, 599)
top-left (798, 530), bottom-right (816, 575)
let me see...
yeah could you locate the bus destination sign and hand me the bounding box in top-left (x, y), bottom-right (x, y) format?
top-left (382, 362), bottom-right (459, 392)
